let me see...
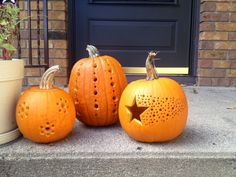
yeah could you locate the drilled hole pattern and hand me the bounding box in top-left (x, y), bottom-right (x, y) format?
top-left (56, 97), bottom-right (69, 114)
top-left (106, 59), bottom-right (118, 115)
top-left (72, 58), bottom-right (120, 120)
top-left (93, 59), bottom-right (99, 116)
top-left (39, 121), bottom-right (55, 137)
top-left (136, 95), bottom-right (185, 126)
top-left (74, 62), bottom-right (82, 106)
top-left (17, 102), bottom-right (29, 119)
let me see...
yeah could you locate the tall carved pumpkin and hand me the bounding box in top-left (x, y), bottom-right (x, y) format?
top-left (69, 45), bottom-right (127, 126)
top-left (16, 65), bottom-right (76, 143)
top-left (119, 52), bottom-right (188, 142)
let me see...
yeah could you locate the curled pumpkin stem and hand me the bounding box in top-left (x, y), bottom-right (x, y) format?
top-left (146, 51), bottom-right (159, 80)
top-left (39, 65), bottom-right (60, 89)
top-left (86, 45), bottom-right (100, 58)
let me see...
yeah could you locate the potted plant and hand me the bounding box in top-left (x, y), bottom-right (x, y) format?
top-left (0, 1), bottom-right (24, 144)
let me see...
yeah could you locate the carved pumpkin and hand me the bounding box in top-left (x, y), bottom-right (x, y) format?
top-left (69, 45), bottom-right (127, 126)
top-left (119, 52), bottom-right (188, 142)
top-left (16, 65), bottom-right (76, 143)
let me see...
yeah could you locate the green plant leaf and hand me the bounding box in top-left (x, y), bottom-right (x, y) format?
top-left (0, 20), bottom-right (8, 26)
top-left (1, 43), bottom-right (16, 51)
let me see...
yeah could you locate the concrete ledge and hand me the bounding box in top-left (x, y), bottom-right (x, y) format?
top-left (0, 87), bottom-right (236, 177)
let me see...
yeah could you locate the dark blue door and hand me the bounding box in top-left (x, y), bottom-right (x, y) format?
top-left (70, 0), bottom-right (194, 75)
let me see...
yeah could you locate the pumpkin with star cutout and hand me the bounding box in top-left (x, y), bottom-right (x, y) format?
top-left (16, 65), bottom-right (76, 143)
top-left (119, 52), bottom-right (188, 142)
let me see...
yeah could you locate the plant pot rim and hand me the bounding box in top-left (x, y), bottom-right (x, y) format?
top-left (0, 58), bottom-right (23, 62)
top-left (0, 59), bottom-right (24, 81)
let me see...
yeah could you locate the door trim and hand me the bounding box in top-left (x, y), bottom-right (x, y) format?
top-left (123, 67), bottom-right (189, 75)
top-left (68, 0), bottom-right (200, 84)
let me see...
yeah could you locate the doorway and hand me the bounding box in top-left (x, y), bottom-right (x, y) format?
top-left (68, 0), bottom-right (199, 83)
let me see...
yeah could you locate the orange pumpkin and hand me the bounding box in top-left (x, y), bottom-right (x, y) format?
top-left (69, 45), bottom-right (127, 126)
top-left (119, 52), bottom-right (188, 142)
top-left (16, 65), bottom-right (76, 143)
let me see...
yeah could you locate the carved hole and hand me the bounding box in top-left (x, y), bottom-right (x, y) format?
top-left (112, 96), bottom-right (117, 101)
top-left (45, 127), bottom-right (50, 131)
top-left (93, 77), bottom-right (97, 82)
top-left (93, 63), bottom-right (97, 68)
top-left (94, 90), bottom-right (98, 95)
top-left (110, 82), bottom-right (115, 87)
top-left (94, 104), bottom-right (99, 109)
top-left (75, 98), bottom-right (79, 104)
top-left (40, 131), bottom-right (44, 135)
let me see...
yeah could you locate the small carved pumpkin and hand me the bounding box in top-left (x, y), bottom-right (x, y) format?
top-left (69, 45), bottom-right (127, 126)
top-left (16, 65), bottom-right (76, 143)
top-left (119, 52), bottom-right (188, 142)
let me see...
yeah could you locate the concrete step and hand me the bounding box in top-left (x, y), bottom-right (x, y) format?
top-left (0, 87), bottom-right (236, 177)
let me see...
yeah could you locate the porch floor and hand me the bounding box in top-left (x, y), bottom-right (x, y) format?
top-left (0, 87), bottom-right (236, 177)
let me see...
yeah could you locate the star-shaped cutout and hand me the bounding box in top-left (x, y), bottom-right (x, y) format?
top-left (126, 97), bottom-right (148, 123)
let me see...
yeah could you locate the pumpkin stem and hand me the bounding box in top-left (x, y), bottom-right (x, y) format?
top-left (39, 65), bottom-right (60, 89)
top-left (145, 51), bottom-right (159, 80)
top-left (86, 45), bottom-right (100, 58)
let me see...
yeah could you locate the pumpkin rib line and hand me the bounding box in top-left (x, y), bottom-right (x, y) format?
top-left (91, 58), bottom-right (97, 126)
top-left (104, 58), bottom-right (113, 125)
top-left (110, 58), bottom-right (122, 98)
top-left (74, 65), bottom-right (80, 105)
top-left (109, 58), bottom-right (122, 117)
top-left (105, 58), bottom-right (116, 122)
top-left (83, 61), bottom-right (92, 125)
top-left (27, 91), bottom-right (34, 139)
top-left (99, 57), bottom-right (109, 125)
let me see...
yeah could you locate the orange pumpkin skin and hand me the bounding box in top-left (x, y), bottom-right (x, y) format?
top-left (119, 52), bottom-right (188, 142)
top-left (69, 45), bottom-right (127, 126)
top-left (16, 66), bottom-right (76, 143)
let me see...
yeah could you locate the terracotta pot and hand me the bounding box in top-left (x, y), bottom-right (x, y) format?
top-left (0, 59), bottom-right (24, 145)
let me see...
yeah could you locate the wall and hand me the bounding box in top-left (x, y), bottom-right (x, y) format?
top-left (19, 0), bottom-right (68, 87)
top-left (18, 0), bottom-right (236, 86)
top-left (199, 0), bottom-right (236, 86)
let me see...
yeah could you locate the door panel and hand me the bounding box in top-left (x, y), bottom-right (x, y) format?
top-left (73, 0), bottom-right (193, 74)
top-left (89, 0), bottom-right (178, 5)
